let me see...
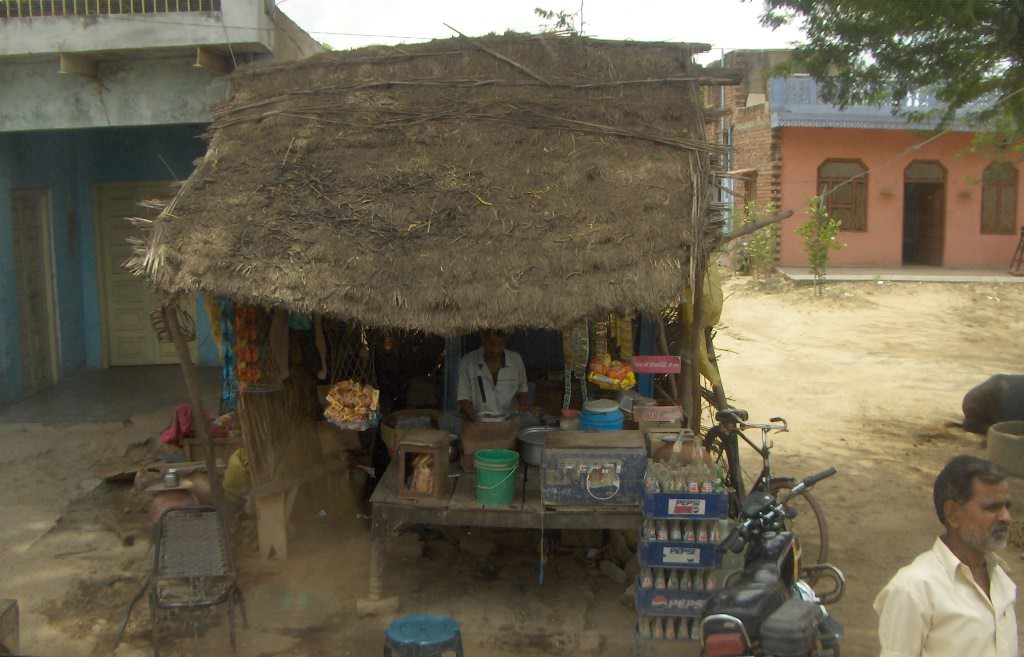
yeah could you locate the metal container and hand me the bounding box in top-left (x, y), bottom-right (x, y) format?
top-left (541, 430), bottom-right (646, 506)
top-left (516, 425), bottom-right (555, 467)
top-left (163, 468), bottom-right (180, 487)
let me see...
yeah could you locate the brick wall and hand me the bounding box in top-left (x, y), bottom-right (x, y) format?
top-left (705, 50), bottom-right (792, 216)
top-left (730, 104), bottom-right (778, 213)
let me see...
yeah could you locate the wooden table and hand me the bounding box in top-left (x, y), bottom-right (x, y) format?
top-left (365, 459), bottom-right (641, 602)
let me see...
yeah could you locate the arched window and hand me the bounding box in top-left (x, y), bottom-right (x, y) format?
top-left (981, 161), bottom-right (1018, 235)
top-left (817, 160), bottom-right (868, 231)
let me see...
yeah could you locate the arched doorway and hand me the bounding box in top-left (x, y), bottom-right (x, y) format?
top-left (902, 161), bottom-right (946, 265)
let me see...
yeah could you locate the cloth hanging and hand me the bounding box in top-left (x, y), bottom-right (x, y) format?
top-left (219, 297), bottom-right (238, 412)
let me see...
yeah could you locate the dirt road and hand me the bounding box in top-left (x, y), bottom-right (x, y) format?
top-left (714, 276), bottom-right (1024, 655)
top-left (1, 276), bottom-right (1022, 656)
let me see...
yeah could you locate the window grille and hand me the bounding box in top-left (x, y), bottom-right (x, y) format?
top-left (818, 160), bottom-right (868, 232)
top-left (0, 0), bottom-right (220, 18)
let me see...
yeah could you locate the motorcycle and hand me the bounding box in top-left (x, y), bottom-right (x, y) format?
top-left (699, 468), bottom-right (846, 657)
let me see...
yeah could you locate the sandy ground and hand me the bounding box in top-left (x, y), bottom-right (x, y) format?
top-left (1, 276), bottom-right (1023, 657)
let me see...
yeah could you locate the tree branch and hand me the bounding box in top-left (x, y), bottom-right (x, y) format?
top-left (711, 209), bottom-right (794, 250)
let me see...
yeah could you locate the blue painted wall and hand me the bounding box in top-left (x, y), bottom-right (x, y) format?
top-left (0, 124), bottom-right (216, 406)
top-left (0, 134), bottom-right (16, 403)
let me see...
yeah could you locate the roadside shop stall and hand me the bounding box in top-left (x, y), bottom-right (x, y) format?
top-left (128, 32), bottom-right (751, 646)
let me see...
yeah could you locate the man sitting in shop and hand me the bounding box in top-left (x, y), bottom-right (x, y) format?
top-left (457, 329), bottom-right (530, 422)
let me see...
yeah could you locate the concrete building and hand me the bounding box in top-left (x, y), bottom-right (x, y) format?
top-left (0, 0), bottom-right (322, 406)
top-left (709, 50), bottom-right (1023, 271)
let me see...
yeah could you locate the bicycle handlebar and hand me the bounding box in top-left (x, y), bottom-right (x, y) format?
top-left (738, 418), bottom-right (788, 433)
top-left (715, 408), bottom-right (788, 434)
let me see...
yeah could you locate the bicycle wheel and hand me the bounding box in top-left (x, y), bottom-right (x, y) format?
top-left (768, 479), bottom-right (829, 566)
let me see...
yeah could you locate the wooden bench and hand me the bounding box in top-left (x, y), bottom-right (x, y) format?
top-left (249, 458), bottom-right (348, 559)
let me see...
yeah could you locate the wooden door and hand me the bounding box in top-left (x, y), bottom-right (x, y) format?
top-left (11, 189), bottom-right (58, 393)
top-left (95, 182), bottom-right (195, 366)
top-left (902, 161), bottom-right (947, 266)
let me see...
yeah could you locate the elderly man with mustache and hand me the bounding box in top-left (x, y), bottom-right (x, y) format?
top-left (874, 455), bottom-right (1016, 657)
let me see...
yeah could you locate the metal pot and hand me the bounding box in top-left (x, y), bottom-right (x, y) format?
top-left (517, 426), bottom-right (554, 466)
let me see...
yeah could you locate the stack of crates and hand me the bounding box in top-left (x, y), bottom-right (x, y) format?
top-left (634, 466), bottom-right (730, 655)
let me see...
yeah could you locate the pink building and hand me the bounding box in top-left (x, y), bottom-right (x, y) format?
top-left (714, 52), bottom-right (1022, 270)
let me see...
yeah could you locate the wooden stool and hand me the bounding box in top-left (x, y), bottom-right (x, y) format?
top-left (383, 614), bottom-right (464, 657)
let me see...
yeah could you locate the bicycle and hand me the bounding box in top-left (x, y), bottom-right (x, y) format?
top-left (703, 408), bottom-right (830, 567)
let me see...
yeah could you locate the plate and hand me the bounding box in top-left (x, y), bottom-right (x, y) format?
top-left (478, 412), bottom-right (509, 423)
top-left (583, 399), bottom-right (619, 413)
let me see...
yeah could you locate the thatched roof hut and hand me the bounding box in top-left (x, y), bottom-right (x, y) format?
top-left (132, 34), bottom-right (739, 335)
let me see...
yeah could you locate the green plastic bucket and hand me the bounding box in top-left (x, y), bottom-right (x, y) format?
top-left (475, 449), bottom-right (519, 506)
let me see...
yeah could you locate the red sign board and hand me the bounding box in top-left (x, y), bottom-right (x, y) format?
top-left (633, 404), bottom-right (683, 422)
top-left (631, 355), bottom-right (681, 374)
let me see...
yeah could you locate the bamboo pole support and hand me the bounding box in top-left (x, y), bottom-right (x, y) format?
top-left (163, 301), bottom-right (225, 508)
top-left (687, 253), bottom-right (706, 433)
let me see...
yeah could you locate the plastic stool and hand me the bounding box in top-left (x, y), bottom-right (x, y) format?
top-left (383, 614), bottom-right (464, 657)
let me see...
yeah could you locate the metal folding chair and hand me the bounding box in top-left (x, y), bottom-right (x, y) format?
top-left (149, 504), bottom-right (246, 656)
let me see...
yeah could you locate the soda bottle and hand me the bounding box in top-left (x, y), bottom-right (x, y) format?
top-left (705, 571), bottom-right (717, 592)
top-left (693, 569), bottom-right (705, 591)
top-left (654, 568), bottom-right (666, 590)
top-left (669, 519), bottom-right (682, 541)
top-left (710, 519), bottom-right (723, 543)
top-left (670, 465), bottom-right (685, 492)
top-left (652, 617), bottom-right (665, 639)
top-left (713, 464), bottom-right (726, 494)
top-left (683, 520), bottom-right (696, 542)
top-left (680, 569), bottom-right (692, 590)
top-left (655, 520), bottom-right (668, 541)
top-left (666, 568), bottom-right (679, 590)
top-left (697, 520), bottom-right (709, 543)
top-left (643, 464), bottom-right (659, 493)
top-left (665, 616), bottom-right (677, 640)
top-left (638, 615), bottom-right (652, 638)
top-left (640, 567), bottom-right (654, 589)
top-left (696, 444), bottom-right (714, 493)
top-left (685, 461), bottom-right (701, 493)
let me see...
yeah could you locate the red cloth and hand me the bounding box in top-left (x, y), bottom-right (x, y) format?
top-left (160, 405), bottom-right (225, 446)
top-left (161, 405), bottom-right (194, 446)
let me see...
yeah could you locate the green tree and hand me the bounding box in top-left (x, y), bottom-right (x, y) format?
top-left (736, 201), bottom-right (780, 279)
top-left (756, 0), bottom-right (1024, 137)
top-left (534, 7), bottom-right (581, 35)
top-left (795, 196), bottom-right (844, 295)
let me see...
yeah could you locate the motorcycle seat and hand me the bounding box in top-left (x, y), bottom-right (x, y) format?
top-left (703, 580), bottom-right (786, 635)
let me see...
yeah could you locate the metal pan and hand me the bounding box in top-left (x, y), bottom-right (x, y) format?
top-left (517, 425), bottom-right (555, 466)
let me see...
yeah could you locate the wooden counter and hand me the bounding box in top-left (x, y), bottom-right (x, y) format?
top-left (365, 459), bottom-right (641, 602)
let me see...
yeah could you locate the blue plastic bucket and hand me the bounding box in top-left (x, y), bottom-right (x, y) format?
top-left (579, 407), bottom-right (624, 431)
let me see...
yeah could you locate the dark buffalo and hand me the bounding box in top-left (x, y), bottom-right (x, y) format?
top-left (962, 374), bottom-right (1024, 434)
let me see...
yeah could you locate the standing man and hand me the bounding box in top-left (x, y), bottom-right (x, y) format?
top-left (874, 454), bottom-right (1016, 657)
top-left (457, 329), bottom-right (529, 422)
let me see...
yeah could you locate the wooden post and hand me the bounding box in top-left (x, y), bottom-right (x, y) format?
top-left (705, 326), bottom-right (728, 411)
top-left (656, 315), bottom-right (679, 403)
top-left (163, 302), bottom-right (225, 508)
top-left (688, 253), bottom-right (707, 433)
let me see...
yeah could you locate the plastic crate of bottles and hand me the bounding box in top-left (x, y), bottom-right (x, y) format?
top-left (635, 571), bottom-right (716, 617)
top-left (635, 616), bottom-right (703, 656)
top-left (637, 539), bottom-right (722, 569)
top-left (641, 453), bottom-right (728, 518)
top-left (641, 490), bottom-right (728, 519)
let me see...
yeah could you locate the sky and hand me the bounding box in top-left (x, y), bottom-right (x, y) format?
top-left (276, 0), bottom-right (807, 64)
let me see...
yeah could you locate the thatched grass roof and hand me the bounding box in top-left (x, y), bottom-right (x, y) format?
top-left (131, 34), bottom-right (737, 335)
